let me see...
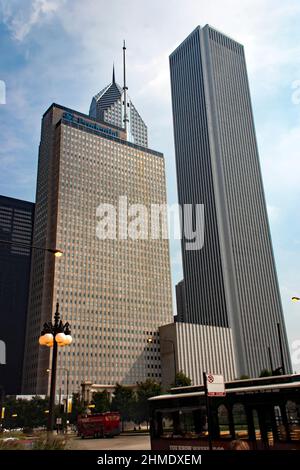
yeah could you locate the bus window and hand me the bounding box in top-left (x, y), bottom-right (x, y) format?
top-left (217, 405), bottom-right (232, 439)
top-left (161, 412), bottom-right (176, 438)
top-left (180, 409), bottom-right (202, 438)
top-left (252, 409), bottom-right (261, 442)
top-left (273, 405), bottom-right (287, 441)
top-left (193, 406), bottom-right (208, 437)
top-left (155, 408), bottom-right (207, 439)
top-left (286, 400), bottom-right (300, 441)
top-left (232, 403), bottom-right (248, 439)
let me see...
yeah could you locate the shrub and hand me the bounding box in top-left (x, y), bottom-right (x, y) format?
top-left (0, 438), bottom-right (23, 450)
top-left (22, 427), bottom-right (34, 435)
top-left (32, 435), bottom-right (67, 450)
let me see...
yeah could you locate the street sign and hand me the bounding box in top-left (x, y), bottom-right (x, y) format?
top-left (206, 373), bottom-right (226, 397)
top-left (1, 407), bottom-right (5, 419)
top-left (56, 417), bottom-right (62, 425)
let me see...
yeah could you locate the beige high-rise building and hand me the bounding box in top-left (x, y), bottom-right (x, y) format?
top-left (22, 99), bottom-right (173, 395)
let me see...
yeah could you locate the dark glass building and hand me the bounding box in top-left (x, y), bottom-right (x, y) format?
top-left (169, 25), bottom-right (291, 377)
top-left (175, 280), bottom-right (187, 322)
top-left (0, 196), bottom-right (34, 394)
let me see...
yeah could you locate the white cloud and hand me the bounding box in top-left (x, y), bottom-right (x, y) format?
top-left (291, 80), bottom-right (300, 105)
top-left (37, 0), bottom-right (300, 143)
top-left (260, 123), bottom-right (300, 194)
top-left (3, 1), bottom-right (300, 106)
top-left (1, 0), bottom-right (64, 41)
top-left (267, 205), bottom-right (281, 223)
top-left (136, 51), bottom-right (171, 104)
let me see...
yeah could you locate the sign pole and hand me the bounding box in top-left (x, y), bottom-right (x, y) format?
top-left (203, 372), bottom-right (213, 451)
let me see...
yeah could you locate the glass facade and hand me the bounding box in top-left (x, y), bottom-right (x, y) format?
top-left (0, 196), bottom-right (34, 394)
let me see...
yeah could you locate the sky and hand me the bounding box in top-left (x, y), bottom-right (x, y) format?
top-left (0, 0), bottom-right (300, 372)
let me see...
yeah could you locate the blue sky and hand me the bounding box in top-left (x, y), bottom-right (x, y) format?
top-left (1, 0), bottom-right (300, 371)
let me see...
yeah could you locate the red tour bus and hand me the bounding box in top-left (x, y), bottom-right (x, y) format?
top-left (77, 412), bottom-right (121, 439)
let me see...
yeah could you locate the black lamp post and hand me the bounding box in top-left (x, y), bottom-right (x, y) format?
top-left (39, 303), bottom-right (72, 433)
top-left (47, 367), bottom-right (70, 409)
top-left (1, 236), bottom-right (64, 432)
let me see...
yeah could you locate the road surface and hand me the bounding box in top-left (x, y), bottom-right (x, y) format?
top-left (68, 434), bottom-right (151, 450)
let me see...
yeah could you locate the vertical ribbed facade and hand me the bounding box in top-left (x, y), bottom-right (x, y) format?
top-left (170, 27), bottom-right (228, 329)
top-left (159, 322), bottom-right (236, 389)
top-left (169, 25), bottom-right (292, 378)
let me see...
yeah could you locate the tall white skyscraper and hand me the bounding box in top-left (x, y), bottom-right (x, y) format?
top-left (170, 25), bottom-right (291, 378)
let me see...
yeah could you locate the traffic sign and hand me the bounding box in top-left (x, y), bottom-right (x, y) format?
top-left (206, 373), bottom-right (226, 396)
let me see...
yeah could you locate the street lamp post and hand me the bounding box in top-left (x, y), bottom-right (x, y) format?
top-left (1, 236), bottom-right (64, 432)
top-left (47, 367), bottom-right (70, 411)
top-left (39, 303), bottom-right (72, 433)
top-left (48, 366), bottom-right (70, 433)
top-left (147, 337), bottom-right (177, 385)
top-left (277, 322), bottom-right (286, 375)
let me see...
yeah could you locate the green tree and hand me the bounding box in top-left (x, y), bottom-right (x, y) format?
top-left (259, 369), bottom-right (272, 377)
top-left (173, 370), bottom-right (192, 387)
top-left (111, 384), bottom-right (136, 430)
top-left (69, 393), bottom-right (86, 425)
top-left (135, 379), bottom-right (162, 427)
top-left (239, 375), bottom-right (250, 380)
top-left (3, 396), bottom-right (50, 430)
top-left (91, 391), bottom-right (110, 413)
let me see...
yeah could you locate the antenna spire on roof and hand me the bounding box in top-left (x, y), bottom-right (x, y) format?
top-left (123, 40), bottom-right (129, 136)
top-left (112, 63), bottom-right (115, 84)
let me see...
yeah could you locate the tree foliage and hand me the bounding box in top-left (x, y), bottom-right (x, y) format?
top-left (1, 378), bottom-right (168, 431)
top-left (69, 393), bottom-right (85, 424)
top-left (111, 384), bottom-right (136, 428)
top-left (259, 369), bottom-right (273, 377)
top-left (173, 370), bottom-right (192, 387)
top-left (134, 379), bottom-right (162, 425)
top-left (91, 391), bottom-right (110, 413)
top-left (2, 396), bottom-right (50, 429)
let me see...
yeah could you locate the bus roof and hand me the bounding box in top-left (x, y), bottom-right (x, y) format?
top-left (169, 373), bottom-right (300, 394)
top-left (149, 379), bottom-right (300, 401)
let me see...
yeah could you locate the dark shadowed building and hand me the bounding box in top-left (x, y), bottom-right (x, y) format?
top-left (0, 195), bottom-right (34, 394)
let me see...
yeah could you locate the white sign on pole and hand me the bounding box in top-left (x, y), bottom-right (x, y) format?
top-left (206, 373), bottom-right (226, 397)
